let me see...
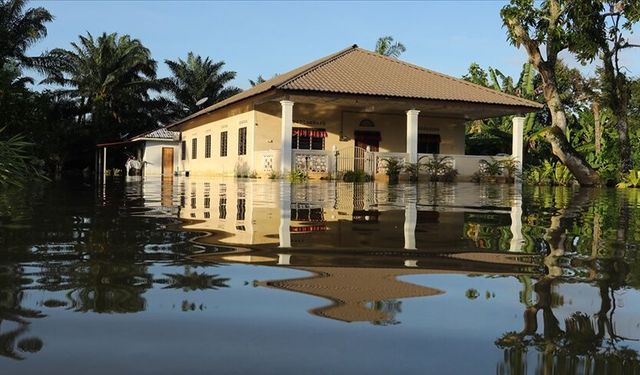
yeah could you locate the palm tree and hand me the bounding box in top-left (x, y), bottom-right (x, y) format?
top-left (374, 36), bottom-right (406, 58)
top-left (249, 74), bottom-right (265, 87)
top-left (42, 32), bottom-right (162, 139)
top-left (164, 52), bottom-right (241, 117)
top-left (0, 0), bottom-right (53, 66)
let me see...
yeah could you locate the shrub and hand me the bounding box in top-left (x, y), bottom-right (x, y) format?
top-left (343, 170), bottom-right (371, 182)
top-left (288, 169), bottom-right (308, 182)
top-left (268, 170), bottom-right (280, 179)
top-left (617, 170), bottom-right (640, 188)
top-left (420, 154), bottom-right (457, 182)
top-left (381, 157), bottom-right (403, 183)
top-left (403, 163), bottom-right (420, 182)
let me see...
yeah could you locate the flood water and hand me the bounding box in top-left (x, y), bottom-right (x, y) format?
top-left (1, 178), bottom-right (640, 374)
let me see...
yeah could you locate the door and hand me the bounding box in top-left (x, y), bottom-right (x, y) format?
top-left (354, 131), bottom-right (380, 172)
top-left (162, 147), bottom-right (174, 176)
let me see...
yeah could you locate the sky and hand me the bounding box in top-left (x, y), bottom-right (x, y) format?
top-left (29, 0), bottom-right (640, 90)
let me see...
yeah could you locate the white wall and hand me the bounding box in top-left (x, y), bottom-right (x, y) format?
top-left (143, 141), bottom-right (180, 176)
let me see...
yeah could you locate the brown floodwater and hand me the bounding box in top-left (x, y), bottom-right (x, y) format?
top-left (1, 178), bottom-right (640, 374)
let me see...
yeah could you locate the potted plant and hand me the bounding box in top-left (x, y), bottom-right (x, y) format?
top-left (381, 157), bottom-right (403, 184)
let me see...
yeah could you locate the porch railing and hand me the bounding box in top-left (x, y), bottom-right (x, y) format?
top-left (372, 152), bottom-right (512, 178)
top-left (293, 150), bottom-right (331, 174)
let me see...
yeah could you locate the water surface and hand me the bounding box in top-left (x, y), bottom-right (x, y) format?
top-left (1, 179), bottom-right (640, 374)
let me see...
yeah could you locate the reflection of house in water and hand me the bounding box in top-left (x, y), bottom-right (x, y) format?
top-left (173, 179), bottom-right (526, 253)
top-left (259, 267), bottom-right (443, 323)
top-left (191, 249), bottom-right (538, 324)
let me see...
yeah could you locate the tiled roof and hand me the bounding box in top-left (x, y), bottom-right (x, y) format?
top-left (132, 127), bottom-right (179, 140)
top-left (168, 45), bottom-right (542, 129)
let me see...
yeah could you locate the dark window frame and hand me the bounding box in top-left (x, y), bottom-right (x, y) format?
top-left (181, 141), bottom-right (186, 160)
top-left (205, 134), bottom-right (212, 158)
top-left (191, 138), bottom-right (198, 159)
top-left (292, 128), bottom-right (326, 150)
top-left (220, 131), bottom-right (228, 157)
top-left (238, 127), bottom-right (247, 155)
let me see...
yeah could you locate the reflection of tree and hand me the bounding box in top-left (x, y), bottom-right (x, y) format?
top-left (156, 266), bottom-right (230, 291)
top-left (34, 261), bottom-right (153, 313)
top-left (0, 265), bottom-right (45, 360)
top-left (497, 188), bottom-right (640, 374)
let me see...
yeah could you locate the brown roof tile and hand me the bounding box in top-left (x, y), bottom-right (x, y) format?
top-left (169, 45), bottom-right (542, 129)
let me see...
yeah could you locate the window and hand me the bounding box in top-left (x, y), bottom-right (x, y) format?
top-left (292, 128), bottom-right (326, 150)
top-left (205, 135), bottom-right (212, 158)
top-left (238, 127), bottom-right (247, 155)
top-left (220, 131), bottom-right (228, 157)
top-left (181, 141), bottom-right (186, 160)
top-left (191, 138), bottom-right (198, 159)
top-left (418, 134), bottom-right (441, 154)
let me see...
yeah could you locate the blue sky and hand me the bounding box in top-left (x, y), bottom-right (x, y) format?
top-left (30, 1), bottom-right (639, 89)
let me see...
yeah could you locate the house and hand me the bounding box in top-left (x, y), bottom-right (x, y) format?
top-left (167, 45), bottom-right (542, 180)
top-left (96, 127), bottom-right (180, 179)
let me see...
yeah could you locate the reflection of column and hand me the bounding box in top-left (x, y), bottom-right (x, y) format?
top-left (406, 109), bottom-right (420, 163)
top-left (279, 181), bottom-right (292, 248)
top-left (280, 100), bottom-right (294, 175)
top-left (404, 189), bottom-right (417, 250)
top-left (509, 185), bottom-right (523, 252)
top-left (512, 117), bottom-right (525, 182)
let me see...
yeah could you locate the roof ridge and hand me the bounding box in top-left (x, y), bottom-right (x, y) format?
top-left (354, 47), bottom-right (541, 108)
top-left (275, 44), bottom-right (359, 89)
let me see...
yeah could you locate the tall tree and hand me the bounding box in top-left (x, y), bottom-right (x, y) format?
top-left (164, 52), bottom-right (241, 118)
top-left (592, 1), bottom-right (640, 172)
top-left (42, 32), bottom-right (162, 140)
top-left (374, 36), bottom-right (406, 58)
top-left (0, 0), bottom-right (53, 67)
top-left (501, 0), bottom-right (601, 186)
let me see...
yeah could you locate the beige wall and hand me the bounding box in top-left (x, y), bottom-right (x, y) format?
top-left (181, 99), bottom-right (466, 177)
top-left (180, 111), bottom-right (256, 176)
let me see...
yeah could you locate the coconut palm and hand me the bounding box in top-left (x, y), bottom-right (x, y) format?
top-left (41, 32), bottom-right (163, 139)
top-left (0, 0), bottom-right (53, 66)
top-left (374, 36), bottom-right (406, 58)
top-left (164, 52), bottom-right (241, 117)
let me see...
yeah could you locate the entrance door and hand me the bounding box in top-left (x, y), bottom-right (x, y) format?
top-left (162, 147), bottom-right (174, 176)
top-left (354, 131), bottom-right (380, 171)
top-left (354, 131), bottom-right (380, 152)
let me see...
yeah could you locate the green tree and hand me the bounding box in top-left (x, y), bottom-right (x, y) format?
top-left (164, 52), bottom-right (241, 118)
top-left (591, 1), bottom-right (640, 172)
top-left (0, 0), bottom-right (53, 67)
top-left (42, 32), bottom-right (163, 141)
top-left (374, 36), bottom-right (406, 58)
top-left (501, 0), bottom-right (601, 186)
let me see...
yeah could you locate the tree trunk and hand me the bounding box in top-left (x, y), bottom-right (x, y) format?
top-left (593, 100), bottom-right (602, 156)
top-left (615, 114), bottom-right (632, 172)
top-left (545, 126), bottom-right (600, 186)
top-left (540, 69), bottom-right (600, 186)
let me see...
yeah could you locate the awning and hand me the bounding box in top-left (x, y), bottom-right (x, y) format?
top-left (293, 128), bottom-right (328, 138)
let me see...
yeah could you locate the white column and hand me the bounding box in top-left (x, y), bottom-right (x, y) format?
top-left (102, 147), bottom-right (107, 185)
top-left (404, 187), bottom-right (417, 250)
top-left (278, 181), bottom-right (291, 248)
top-left (406, 109), bottom-right (420, 163)
top-left (280, 100), bottom-right (294, 175)
top-left (509, 187), bottom-right (523, 252)
top-left (512, 117), bottom-right (525, 182)
top-left (277, 254), bottom-right (291, 265)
